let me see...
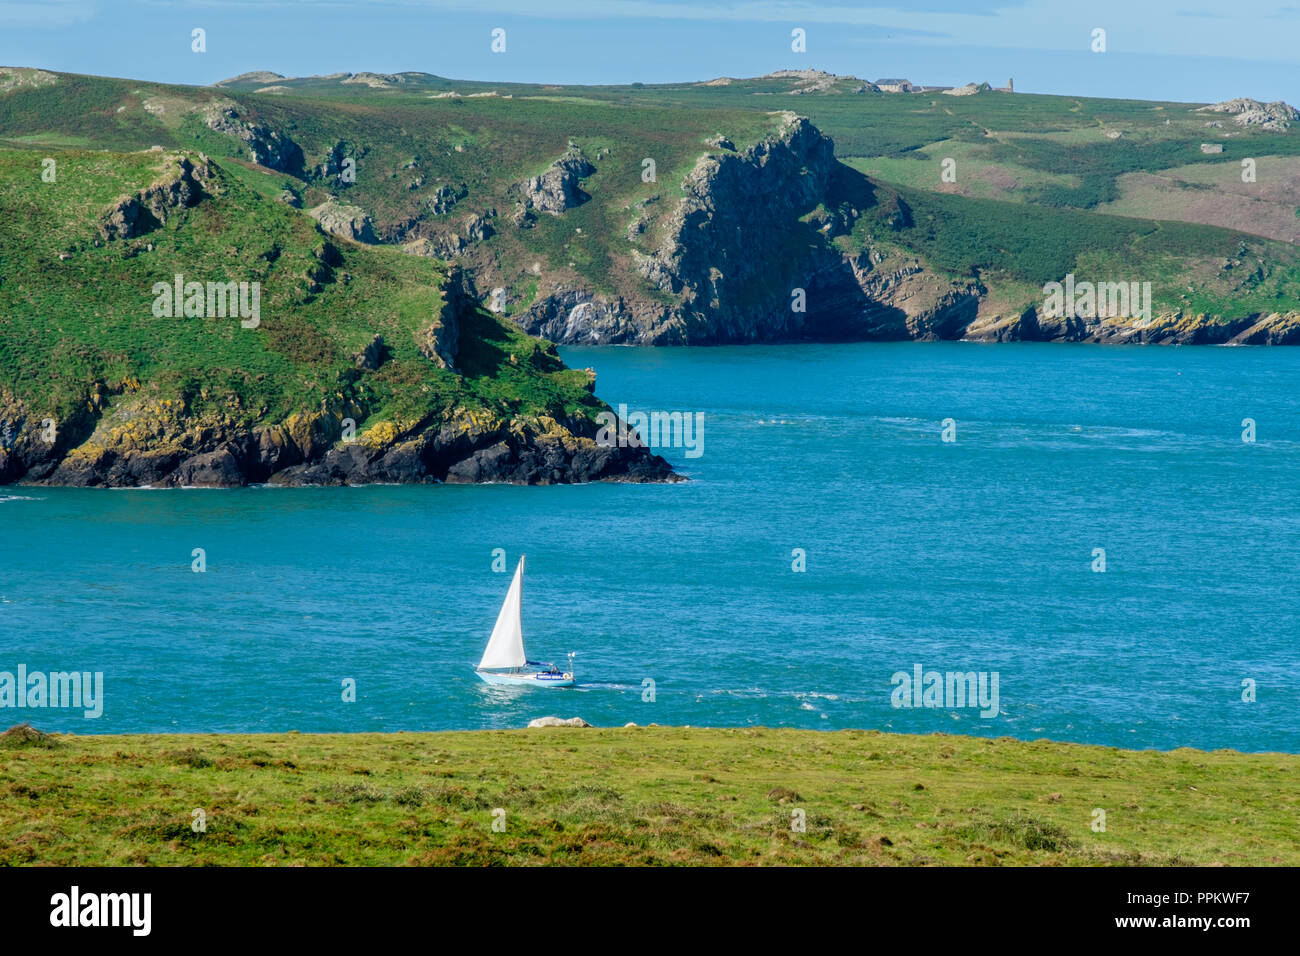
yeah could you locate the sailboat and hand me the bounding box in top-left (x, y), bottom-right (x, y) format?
top-left (475, 555), bottom-right (576, 687)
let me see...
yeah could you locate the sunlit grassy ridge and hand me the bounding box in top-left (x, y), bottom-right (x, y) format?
top-left (2, 64), bottom-right (1300, 356)
top-left (5, 66), bottom-right (1297, 335)
top-left (843, 181), bottom-right (1300, 318)
top-left (0, 145), bottom-right (604, 434)
top-left (2, 726), bottom-right (1296, 866)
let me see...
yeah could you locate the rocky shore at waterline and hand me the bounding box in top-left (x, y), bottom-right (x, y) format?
top-left (0, 393), bottom-right (677, 487)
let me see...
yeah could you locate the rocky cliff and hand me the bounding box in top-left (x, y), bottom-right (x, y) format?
top-left (506, 114), bottom-right (1296, 347)
top-left (0, 266), bottom-right (674, 489)
top-left (0, 145), bottom-right (677, 489)
top-left (0, 395), bottom-right (673, 488)
top-left (512, 114), bottom-right (984, 345)
top-left (0, 322), bottom-right (675, 490)
top-left (962, 307), bottom-right (1300, 345)
top-left (101, 80), bottom-right (1300, 349)
top-left (6, 67), bottom-right (1300, 352)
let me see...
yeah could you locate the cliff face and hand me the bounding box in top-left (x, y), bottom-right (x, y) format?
top-left (0, 146), bottom-right (677, 489)
top-left (961, 307), bottom-right (1300, 345)
top-left (0, 285), bottom-right (676, 489)
top-left (498, 116), bottom-right (1297, 348)
top-left (99, 154), bottom-right (212, 240)
top-left (632, 115), bottom-right (838, 342)
top-left (133, 86), bottom-right (1296, 349)
top-left (271, 407), bottom-right (674, 487)
top-left (513, 115), bottom-right (983, 345)
top-left (0, 395), bottom-right (671, 488)
top-left (8, 70), bottom-right (1300, 352)
top-left (201, 101), bottom-right (304, 174)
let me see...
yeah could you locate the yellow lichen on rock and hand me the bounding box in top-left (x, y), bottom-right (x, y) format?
top-left (361, 420), bottom-right (399, 449)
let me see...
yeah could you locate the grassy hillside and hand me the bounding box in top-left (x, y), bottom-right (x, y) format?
top-left (2, 725), bottom-right (1296, 866)
top-left (0, 146), bottom-right (599, 438)
top-left (597, 78), bottom-right (1300, 219)
top-left (846, 180), bottom-right (1300, 319)
top-left (2, 65), bottom-right (1297, 347)
top-left (201, 69), bottom-right (1300, 222)
top-left (0, 135), bottom-right (680, 488)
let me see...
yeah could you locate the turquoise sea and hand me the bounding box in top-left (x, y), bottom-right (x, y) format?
top-left (2, 342), bottom-right (1297, 751)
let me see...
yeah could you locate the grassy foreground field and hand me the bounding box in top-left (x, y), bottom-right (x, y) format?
top-left (2, 725), bottom-right (1296, 866)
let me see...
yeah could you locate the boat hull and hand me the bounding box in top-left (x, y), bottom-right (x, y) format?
top-left (476, 668), bottom-right (576, 688)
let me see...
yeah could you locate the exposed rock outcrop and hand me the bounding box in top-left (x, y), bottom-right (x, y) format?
top-left (960, 307), bottom-right (1300, 345)
top-left (631, 113), bottom-right (838, 342)
top-left (517, 288), bottom-right (665, 344)
top-left (527, 716), bottom-right (591, 728)
top-left (0, 390), bottom-right (81, 485)
top-left (0, 67), bottom-right (57, 93)
top-left (312, 140), bottom-right (359, 182)
top-left (430, 184), bottom-right (467, 215)
top-left (417, 268), bottom-right (468, 370)
top-left (268, 406), bottom-right (675, 487)
top-left (759, 69), bottom-right (876, 94)
top-left (514, 114), bottom-right (980, 345)
top-left (308, 199), bottom-right (378, 243)
top-left (354, 334), bottom-right (388, 370)
top-left (398, 206), bottom-right (494, 258)
top-left (99, 154), bottom-right (211, 240)
top-left (404, 234), bottom-right (463, 260)
top-left (1199, 98), bottom-right (1299, 132)
top-left (341, 72), bottom-right (402, 89)
top-left (943, 82), bottom-right (991, 97)
top-left (511, 146), bottom-right (595, 223)
top-left (213, 71), bottom-right (287, 87)
top-left (463, 210), bottom-right (496, 242)
top-left (201, 101), bottom-right (304, 172)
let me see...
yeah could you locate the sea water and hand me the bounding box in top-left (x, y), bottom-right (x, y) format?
top-left (2, 342), bottom-right (1297, 751)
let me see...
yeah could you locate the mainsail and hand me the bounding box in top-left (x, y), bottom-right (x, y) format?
top-left (478, 556), bottom-right (527, 670)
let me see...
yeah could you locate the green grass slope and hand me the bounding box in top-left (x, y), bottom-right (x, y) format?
top-left (846, 179), bottom-right (1300, 320)
top-left (3, 65), bottom-right (1298, 343)
top-left (576, 77), bottom-right (1300, 216)
top-left (2, 725), bottom-right (1296, 866)
top-left (0, 146), bottom-right (597, 433)
top-left (0, 143), bottom-right (641, 485)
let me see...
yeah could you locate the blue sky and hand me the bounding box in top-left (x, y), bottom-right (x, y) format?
top-left (1, 0), bottom-right (1297, 104)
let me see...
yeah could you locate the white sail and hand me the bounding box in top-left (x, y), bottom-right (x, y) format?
top-left (478, 556), bottom-right (527, 670)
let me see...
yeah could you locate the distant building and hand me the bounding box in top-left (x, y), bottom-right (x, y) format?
top-left (874, 78), bottom-right (916, 93)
